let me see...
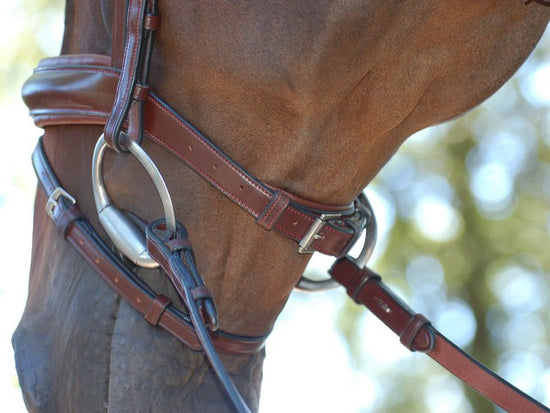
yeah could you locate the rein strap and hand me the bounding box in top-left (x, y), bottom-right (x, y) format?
top-left (330, 257), bottom-right (550, 413)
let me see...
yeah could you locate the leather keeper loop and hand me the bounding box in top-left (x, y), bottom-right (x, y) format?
top-left (257, 191), bottom-right (291, 230)
top-left (145, 14), bottom-right (161, 31)
top-left (144, 294), bottom-right (171, 326)
top-left (166, 238), bottom-right (193, 252)
top-left (351, 269), bottom-right (381, 304)
top-left (400, 313), bottom-right (434, 353)
top-left (54, 204), bottom-right (84, 238)
top-left (192, 286), bottom-right (213, 301)
top-left (132, 84), bottom-right (150, 102)
top-left (340, 217), bottom-right (366, 258)
top-left (126, 102), bottom-right (143, 145)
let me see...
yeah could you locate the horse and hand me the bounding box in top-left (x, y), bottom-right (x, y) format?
top-left (12, 0), bottom-right (550, 412)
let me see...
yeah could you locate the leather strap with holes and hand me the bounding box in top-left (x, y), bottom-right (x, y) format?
top-left (330, 257), bottom-right (550, 413)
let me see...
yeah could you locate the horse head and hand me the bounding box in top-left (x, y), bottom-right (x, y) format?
top-left (13, 1), bottom-right (550, 411)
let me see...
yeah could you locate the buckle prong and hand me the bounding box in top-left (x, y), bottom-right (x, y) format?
top-left (298, 213), bottom-right (342, 254)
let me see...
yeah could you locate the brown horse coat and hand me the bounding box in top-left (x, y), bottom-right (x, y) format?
top-left (13, 1), bottom-right (550, 411)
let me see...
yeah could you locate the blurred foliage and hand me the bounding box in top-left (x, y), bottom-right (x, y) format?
top-left (1, 0), bottom-right (63, 102)
top-left (335, 29), bottom-right (550, 413)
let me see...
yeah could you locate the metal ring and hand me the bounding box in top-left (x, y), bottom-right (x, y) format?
top-left (92, 133), bottom-right (176, 268)
top-left (351, 193), bottom-right (377, 269)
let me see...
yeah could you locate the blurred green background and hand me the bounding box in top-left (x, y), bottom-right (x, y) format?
top-left (1, 1), bottom-right (549, 412)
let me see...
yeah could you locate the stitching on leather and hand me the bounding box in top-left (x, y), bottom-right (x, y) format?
top-left (32, 109), bottom-right (109, 117)
top-left (146, 100), bottom-right (271, 216)
top-left (119, 0), bottom-right (142, 104)
top-left (149, 97), bottom-right (271, 198)
top-left (258, 192), bottom-right (290, 229)
top-left (263, 194), bottom-right (289, 228)
top-left (34, 66), bottom-right (119, 77)
top-left (146, 131), bottom-right (259, 215)
top-left (107, 0), bottom-right (144, 141)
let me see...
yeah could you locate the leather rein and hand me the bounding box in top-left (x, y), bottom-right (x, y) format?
top-left (24, 1), bottom-right (549, 412)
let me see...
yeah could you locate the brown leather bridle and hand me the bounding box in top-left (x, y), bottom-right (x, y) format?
top-left (24, 1), bottom-right (550, 412)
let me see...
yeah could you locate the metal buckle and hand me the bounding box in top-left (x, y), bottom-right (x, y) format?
top-left (45, 187), bottom-right (76, 219)
top-left (295, 193), bottom-right (378, 291)
top-left (298, 213), bottom-right (342, 254)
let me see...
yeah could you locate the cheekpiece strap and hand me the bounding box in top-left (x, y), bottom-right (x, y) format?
top-left (105, 0), bottom-right (159, 151)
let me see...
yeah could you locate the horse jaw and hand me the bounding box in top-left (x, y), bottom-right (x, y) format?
top-left (138, 0), bottom-right (550, 333)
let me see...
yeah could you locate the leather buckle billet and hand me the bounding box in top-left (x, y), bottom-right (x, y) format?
top-left (45, 187), bottom-right (76, 219)
top-left (298, 212), bottom-right (343, 254)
